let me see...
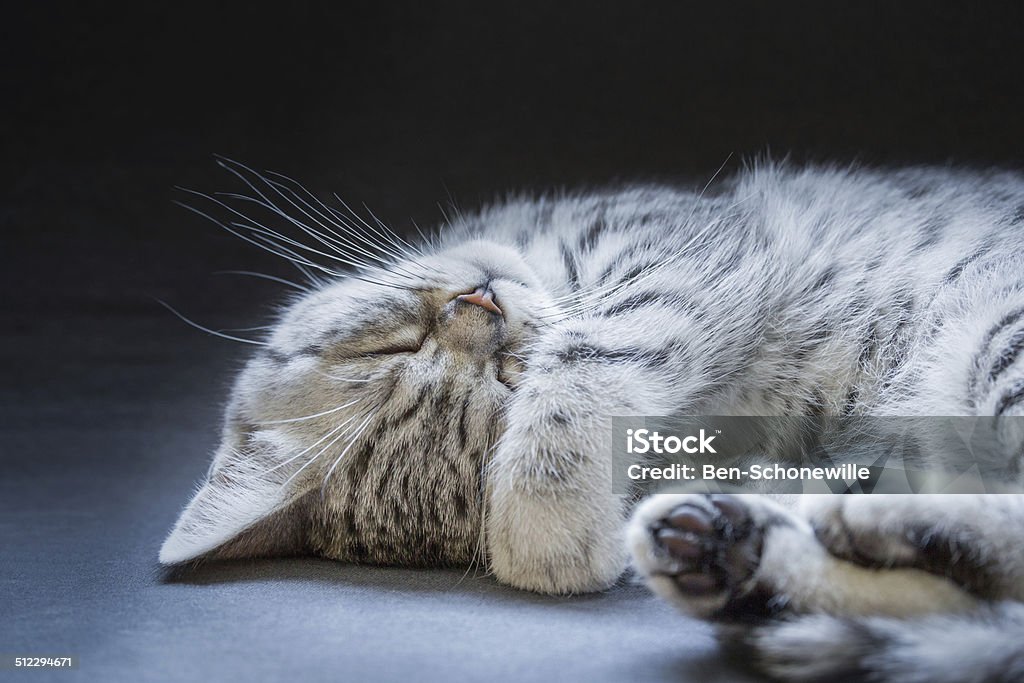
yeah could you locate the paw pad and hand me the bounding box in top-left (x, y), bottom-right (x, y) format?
top-left (649, 495), bottom-right (763, 597)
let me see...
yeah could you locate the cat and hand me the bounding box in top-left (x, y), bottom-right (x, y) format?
top-left (162, 159), bottom-right (1024, 682)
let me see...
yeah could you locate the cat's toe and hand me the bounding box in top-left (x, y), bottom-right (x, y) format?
top-left (629, 494), bottom-right (766, 618)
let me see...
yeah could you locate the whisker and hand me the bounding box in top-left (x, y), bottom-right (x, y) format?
top-left (155, 298), bottom-right (268, 346)
top-left (336, 195), bottom-right (424, 259)
top-left (329, 201), bottom-right (417, 263)
top-left (217, 324), bottom-right (276, 333)
top-left (360, 200), bottom-right (427, 258)
top-left (215, 158), bottom-right (373, 258)
top-left (215, 157), bottom-right (428, 280)
top-left (229, 216), bottom-right (377, 272)
top-left (213, 269), bottom-right (311, 292)
top-left (210, 213), bottom-right (415, 292)
top-left (220, 213), bottom-right (421, 292)
top-left (333, 190), bottom-right (425, 258)
top-left (321, 411), bottom-right (376, 489)
top-left (202, 185), bottom-right (374, 272)
top-left (409, 218), bottom-right (435, 249)
top-left (173, 197), bottom-right (344, 279)
top-left (269, 415), bottom-right (361, 481)
top-left (261, 171), bottom-right (429, 277)
top-left (217, 187), bottom-right (385, 271)
top-left (292, 261), bottom-right (330, 289)
top-left (255, 398), bottom-right (362, 425)
top-left (179, 160), bottom-right (436, 294)
top-left (268, 184), bottom-right (418, 270)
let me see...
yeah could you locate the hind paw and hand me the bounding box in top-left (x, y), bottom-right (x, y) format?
top-left (628, 494), bottom-right (801, 619)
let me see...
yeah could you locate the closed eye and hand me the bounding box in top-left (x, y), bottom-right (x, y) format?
top-left (359, 331), bottom-right (427, 357)
top-left (353, 323), bottom-right (427, 357)
top-left (362, 342), bottom-right (421, 356)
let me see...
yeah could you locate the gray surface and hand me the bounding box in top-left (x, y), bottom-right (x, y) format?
top-left (1, 310), bottom-right (760, 682)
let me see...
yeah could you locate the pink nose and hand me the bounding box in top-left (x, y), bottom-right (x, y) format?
top-left (456, 287), bottom-right (502, 315)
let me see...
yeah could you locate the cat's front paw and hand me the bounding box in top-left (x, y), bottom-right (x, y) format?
top-left (486, 485), bottom-right (628, 594)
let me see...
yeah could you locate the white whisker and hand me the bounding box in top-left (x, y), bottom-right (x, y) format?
top-left (261, 172), bottom-right (429, 278)
top-left (255, 398), bottom-right (362, 425)
top-left (217, 324), bottom-right (275, 333)
top-left (215, 157), bottom-right (427, 281)
top-left (267, 414), bottom-right (361, 480)
top-left (173, 197), bottom-right (344, 279)
top-left (321, 411), bottom-right (376, 489)
top-left (213, 270), bottom-right (311, 292)
top-left (155, 299), bottom-right (268, 346)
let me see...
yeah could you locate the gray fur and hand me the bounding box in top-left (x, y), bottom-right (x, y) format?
top-left (163, 161), bottom-right (1024, 680)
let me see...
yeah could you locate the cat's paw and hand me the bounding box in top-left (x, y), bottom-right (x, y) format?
top-left (486, 486), bottom-right (628, 594)
top-left (633, 494), bottom-right (983, 619)
top-left (628, 493), bottom-right (799, 620)
top-left (802, 495), bottom-right (1014, 597)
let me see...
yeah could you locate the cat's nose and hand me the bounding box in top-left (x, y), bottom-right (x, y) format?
top-left (455, 286), bottom-right (502, 316)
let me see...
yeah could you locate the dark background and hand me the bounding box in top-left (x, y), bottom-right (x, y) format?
top-left (2, 2), bottom-right (1023, 681)
top-left (5, 2), bottom-right (1024, 319)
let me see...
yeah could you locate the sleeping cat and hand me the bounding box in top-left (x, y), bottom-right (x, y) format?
top-left (162, 159), bottom-right (1024, 681)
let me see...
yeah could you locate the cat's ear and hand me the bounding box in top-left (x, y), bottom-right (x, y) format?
top-left (159, 439), bottom-right (314, 564)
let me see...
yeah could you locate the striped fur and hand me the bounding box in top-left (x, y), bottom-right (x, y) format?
top-left (162, 162), bottom-right (1024, 680)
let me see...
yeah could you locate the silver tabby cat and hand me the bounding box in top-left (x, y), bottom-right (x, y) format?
top-left (162, 161), bottom-right (1024, 682)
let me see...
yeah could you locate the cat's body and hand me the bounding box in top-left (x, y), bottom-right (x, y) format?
top-left (163, 162), bottom-right (1024, 681)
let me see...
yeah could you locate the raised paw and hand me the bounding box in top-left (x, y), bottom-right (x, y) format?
top-left (628, 493), bottom-right (795, 620)
top-left (648, 496), bottom-right (762, 596)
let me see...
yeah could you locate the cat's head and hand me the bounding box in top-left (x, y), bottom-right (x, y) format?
top-left (160, 238), bottom-right (553, 567)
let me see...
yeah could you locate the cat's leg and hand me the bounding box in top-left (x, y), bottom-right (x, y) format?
top-left (627, 493), bottom-right (979, 621)
top-left (802, 494), bottom-right (1024, 601)
top-left (484, 354), bottom-right (667, 592)
top-left (484, 311), bottom-right (733, 593)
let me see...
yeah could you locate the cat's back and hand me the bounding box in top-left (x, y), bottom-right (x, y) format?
top-left (452, 164), bottom-right (1024, 309)
top-left (465, 163), bottom-right (1024, 255)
